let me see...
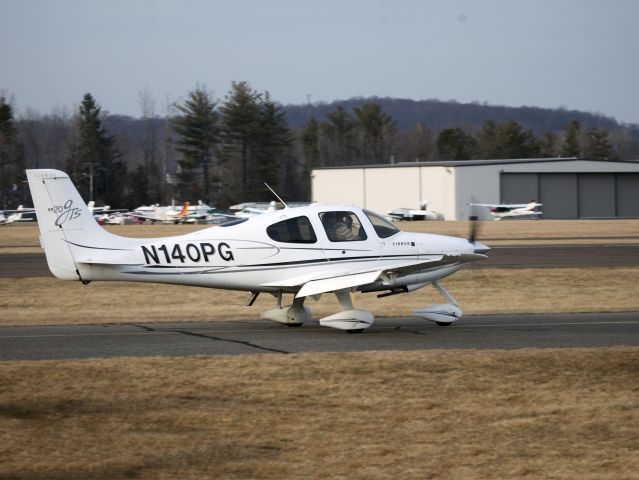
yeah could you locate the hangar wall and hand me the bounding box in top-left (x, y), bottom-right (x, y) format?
top-left (312, 165), bottom-right (457, 218)
top-left (455, 165), bottom-right (500, 220)
top-left (363, 167), bottom-right (420, 214)
top-left (501, 172), bottom-right (639, 218)
top-left (312, 168), bottom-right (365, 207)
top-left (456, 160), bottom-right (639, 220)
top-left (312, 160), bottom-right (639, 220)
top-left (419, 166), bottom-right (457, 219)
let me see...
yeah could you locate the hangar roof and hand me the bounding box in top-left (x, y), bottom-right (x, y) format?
top-left (314, 158), bottom-right (639, 169)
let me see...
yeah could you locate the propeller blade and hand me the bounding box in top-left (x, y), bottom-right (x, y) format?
top-left (467, 202), bottom-right (489, 253)
top-left (468, 202), bottom-right (479, 243)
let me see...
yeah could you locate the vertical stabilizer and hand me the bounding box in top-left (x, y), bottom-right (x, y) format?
top-left (26, 169), bottom-right (113, 280)
top-left (179, 201), bottom-right (190, 217)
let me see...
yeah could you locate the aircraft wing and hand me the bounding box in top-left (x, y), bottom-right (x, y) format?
top-left (260, 254), bottom-right (485, 298)
top-left (0, 208), bottom-right (35, 214)
top-left (92, 208), bottom-right (129, 214)
top-left (124, 212), bottom-right (162, 221)
top-left (469, 203), bottom-right (528, 209)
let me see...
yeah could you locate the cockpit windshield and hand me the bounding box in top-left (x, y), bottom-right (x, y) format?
top-left (363, 209), bottom-right (399, 238)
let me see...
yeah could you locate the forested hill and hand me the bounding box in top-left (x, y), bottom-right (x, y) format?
top-left (284, 97), bottom-right (630, 134)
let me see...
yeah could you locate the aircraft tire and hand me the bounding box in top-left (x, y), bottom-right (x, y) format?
top-left (285, 323), bottom-right (304, 327)
top-left (435, 322), bottom-right (452, 327)
top-left (345, 329), bottom-right (364, 334)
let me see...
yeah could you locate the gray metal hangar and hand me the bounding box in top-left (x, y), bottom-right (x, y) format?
top-left (311, 158), bottom-right (639, 220)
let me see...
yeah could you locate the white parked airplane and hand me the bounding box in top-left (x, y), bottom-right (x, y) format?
top-left (0, 205), bottom-right (35, 225)
top-left (232, 200), bottom-right (282, 218)
top-left (127, 202), bottom-right (192, 224)
top-left (128, 200), bottom-right (217, 224)
top-left (470, 201), bottom-right (543, 221)
top-left (26, 169), bottom-right (489, 332)
top-left (388, 201), bottom-right (443, 221)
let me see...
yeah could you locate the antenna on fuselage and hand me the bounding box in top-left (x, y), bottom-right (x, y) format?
top-left (264, 182), bottom-right (288, 208)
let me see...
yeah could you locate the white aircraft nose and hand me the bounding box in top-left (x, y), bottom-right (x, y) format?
top-left (472, 241), bottom-right (490, 254)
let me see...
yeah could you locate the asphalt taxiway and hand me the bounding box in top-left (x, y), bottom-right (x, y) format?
top-left (1, 312), bottom-right (638, 360)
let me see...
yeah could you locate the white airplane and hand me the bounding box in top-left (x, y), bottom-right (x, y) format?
top-left (232, 200), bottom-right (282, 218)
top-left (127, 202), bottom-right (192, 224)
top-left (0, 205), bottom-right (35, 225)
top-left (87, 201), bottom-right (112, 214)
top-left (25, 169), bottom-right (489, 332)
top-left (128, 200), bottom-right (217, 224)
top-left (469, 201), bottom-right (543, 221)
top-left (388, 201), bottom-right (443, 221)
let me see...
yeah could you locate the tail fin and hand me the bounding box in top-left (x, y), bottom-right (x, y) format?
top-left (179, 201), bottom-right (190, 217)
top-left (14, 206), bottom-right (24, 222)
top-left (25, 169), bottom-right (115, 280)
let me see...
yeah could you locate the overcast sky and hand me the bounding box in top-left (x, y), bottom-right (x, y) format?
top-left (1, 0), bottom-right (638, 124)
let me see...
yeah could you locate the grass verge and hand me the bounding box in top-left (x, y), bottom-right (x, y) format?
top-left (1, 267), bottom-right (638, 326)
top-left (1, 348), bottom-right (638, 479)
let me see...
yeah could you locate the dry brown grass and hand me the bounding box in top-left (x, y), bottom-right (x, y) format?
top-left (1, 267), bottom-right (638, 326)
top-left (1, 219), bottom-right (638, 253)
top-left (1, 348), bottom-right (638, 479)
top-left (405, 218), bottom-right (639, 240)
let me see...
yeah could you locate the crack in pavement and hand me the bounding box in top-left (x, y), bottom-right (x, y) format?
top-left (132, 324), bottom-right (156, 332)
top-left (131, 324), bottom-right (289, 354)
top-left (174, 330), bottom-right (290, 354)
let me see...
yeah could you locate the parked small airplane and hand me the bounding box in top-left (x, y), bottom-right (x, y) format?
top-left (388, 201), bottom-right (443, 221)
top-left (0, 205), bottom-right (35, 225)
top-left (127, 202), bottom-right (192, 224)
top-left (470, 201), bottom-right (543, 220)
top-left (232, 201), bottom-right (283, 218)
top-left (128, 200), bottom-right (217, 224)
top-left (26, 169), bottom-right (489, 332)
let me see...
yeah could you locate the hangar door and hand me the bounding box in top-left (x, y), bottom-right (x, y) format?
top-left (501, 173), bottom-right (639, 219)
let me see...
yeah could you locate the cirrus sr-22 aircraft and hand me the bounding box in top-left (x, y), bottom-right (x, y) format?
top-left (26, 169), bottom-right (489, 333)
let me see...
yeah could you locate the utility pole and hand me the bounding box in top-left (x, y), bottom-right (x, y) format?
top-left (84, 162), bottom-right (97, 202)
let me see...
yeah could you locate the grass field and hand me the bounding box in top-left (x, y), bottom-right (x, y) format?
top-left (1, 348), bottom-right (638, 479)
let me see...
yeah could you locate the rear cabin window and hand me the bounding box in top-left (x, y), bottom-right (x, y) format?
top-left (266, 216), bottom-right (317, 243)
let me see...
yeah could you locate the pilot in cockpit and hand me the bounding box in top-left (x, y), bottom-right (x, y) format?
top-left (323, 212), bottom-right (357, 241)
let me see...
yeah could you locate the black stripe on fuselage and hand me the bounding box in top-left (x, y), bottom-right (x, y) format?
top-left (122, 253), bottom-right (442, 276)
top-left (65, 240), bottom-right (133, 251)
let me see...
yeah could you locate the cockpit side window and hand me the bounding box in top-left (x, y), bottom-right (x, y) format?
top-left (363, 209), bottom-right (400, 238)
top-left (319, 211), bottom-right (368, 242)
top-left (266, 216), bottom-right (317, 243)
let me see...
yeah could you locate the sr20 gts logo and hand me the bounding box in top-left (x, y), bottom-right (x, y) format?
top-left (141, 242), bottom-right (235, 265)
top-left (49, 200), bottom-right (81, 226)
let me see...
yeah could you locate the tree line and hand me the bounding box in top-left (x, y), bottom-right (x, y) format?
top-left (1, 88), bottom-right (636, 210)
